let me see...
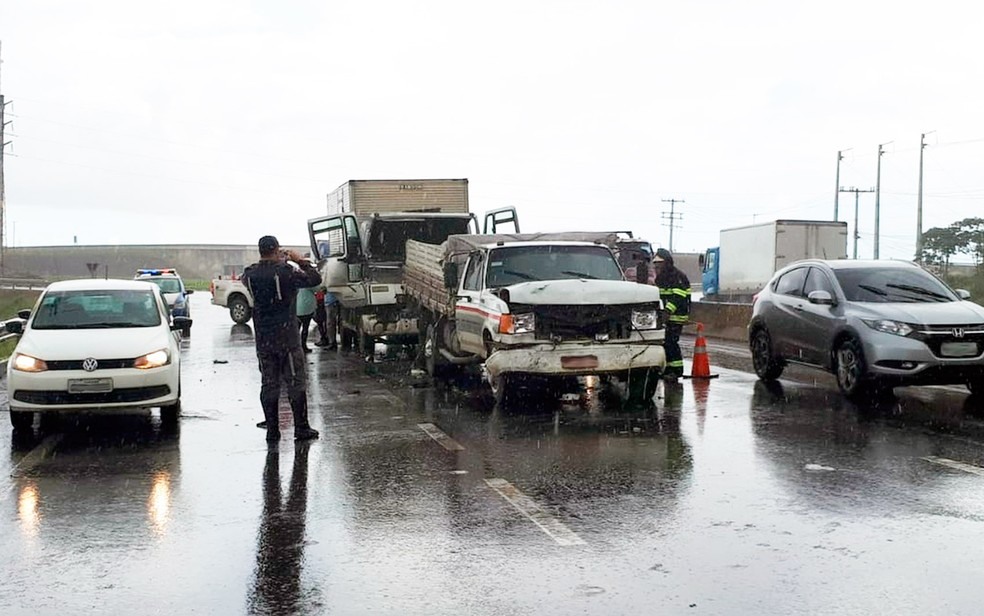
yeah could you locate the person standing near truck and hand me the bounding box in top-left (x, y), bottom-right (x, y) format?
top-left (242, 236), bottom-right (322, 442)
top-left (653, 248), bottom-right (691, 382)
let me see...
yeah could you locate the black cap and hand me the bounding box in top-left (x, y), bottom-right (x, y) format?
top-left (654, 248), bottom-right (673, 264)
top-left (258, 235), bottom-right (280, 254)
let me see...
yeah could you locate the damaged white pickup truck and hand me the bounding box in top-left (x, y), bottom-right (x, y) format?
top-left (403, 232), bottom-right (667, 407)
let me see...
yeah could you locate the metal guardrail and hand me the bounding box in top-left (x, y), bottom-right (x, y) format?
top-left (0, 277), bottom-right (48, 290)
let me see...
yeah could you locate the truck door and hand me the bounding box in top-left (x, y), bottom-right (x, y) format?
top-left (482, 207), bottom-right (521, 234)
top-left (308, 214), bottom-right (368, 308)
top-left (701, 248), bottom-right (719, 296)
top-left (454, 251), bottom-right (489, 355)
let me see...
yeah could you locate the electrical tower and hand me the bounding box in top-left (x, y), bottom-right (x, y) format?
top-left (660, 198), bottom-right (684, 252)
top-left (839, 186), bottom-right (875, 259)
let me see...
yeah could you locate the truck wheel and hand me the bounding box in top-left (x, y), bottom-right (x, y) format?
top-left (9, 410), bottom-right (34, 431)
top-left (490, 373), bottom-right (514, 409)
top-left (358, 325), bottom-right (374, 357)
top-left (229, 296), bottom-right (252, 324)
top-left (425, 322), bottom-right (449, 378)
top-left (625, 368), bottom-right (660, 407)
top-left (750, 327), bottom-right (784, 381)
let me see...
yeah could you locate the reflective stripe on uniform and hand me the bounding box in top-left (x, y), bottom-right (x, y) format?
top-left (667, 360), bottom-right (685, 368)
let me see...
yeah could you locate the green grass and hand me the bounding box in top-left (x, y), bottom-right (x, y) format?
top-left (946, 271), bottom-right (984, 300)
top-left (184, 279), bottom-right (212, 291)
top-left (0, 290), bottom-right (40, 320)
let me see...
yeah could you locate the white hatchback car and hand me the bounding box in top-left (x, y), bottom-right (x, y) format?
top-left (4, 279), bottom-right (187, 430)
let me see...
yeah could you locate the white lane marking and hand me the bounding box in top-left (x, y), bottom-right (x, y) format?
top-left (922, 456), bottom-right (984, 476)
top-left (10, 434), bottom-right (64, 478)
top-left (485, 478), bottom-right (587, 546)
top-left (417, 423), bottom-right (465, 451)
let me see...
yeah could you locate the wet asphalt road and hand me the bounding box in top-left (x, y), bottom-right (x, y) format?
top-left (3, 294), bottom-right (984, 615)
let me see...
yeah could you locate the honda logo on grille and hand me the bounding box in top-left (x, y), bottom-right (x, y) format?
top-left (82, 357), bottom-right (99, 372)
top-left (952, 328), bottom-right (966, 339)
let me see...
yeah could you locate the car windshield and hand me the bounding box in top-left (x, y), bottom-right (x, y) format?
top-left (32, 289), bottom-right (162, 329)
top-left (486, 245), bottom-right (624, 287)
top-left (146, 278), bottom-right (183, 293)
top-left (834, 267), bottom-right (958, 303)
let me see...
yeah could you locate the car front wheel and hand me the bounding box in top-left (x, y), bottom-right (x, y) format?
top-left (9, 410), bottom-right (33, 431)
top-left (750, 327), bottom-right (784, 380)
top-left (835, 337), bottom-right (874, 399)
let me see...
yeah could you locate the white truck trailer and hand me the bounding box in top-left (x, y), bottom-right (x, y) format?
top-left (700, 220), bottom-right (849, 303)
top-left (327, 179), bottom-right (470, 215)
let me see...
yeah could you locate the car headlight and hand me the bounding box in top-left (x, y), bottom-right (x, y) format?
top-left (11, 353), bottom-right (48, 373)
top-left (631, 309), bottom-right (660, 330)
top-left (134, 349), bottom-right (170, 369)
top-left (862, 319), bottom-right (913, 337)
top-left (498, 312), bottom-right (535, 334)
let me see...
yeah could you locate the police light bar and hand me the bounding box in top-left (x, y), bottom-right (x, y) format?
top-left (136, 268), bottom-right (176, 275)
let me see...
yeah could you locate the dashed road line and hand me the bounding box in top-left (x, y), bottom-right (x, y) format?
top-left (922, 456), bottom-right (984, 476)
top-left (417, 423), bottom-right (465, 451)
top-left (10, 434), bottom-right (64, 478)
top-left (485, 478), bottom-right (587, 546)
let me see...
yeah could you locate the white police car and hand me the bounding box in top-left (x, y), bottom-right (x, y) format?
top-left (134, 268), bottom-right (193, 334)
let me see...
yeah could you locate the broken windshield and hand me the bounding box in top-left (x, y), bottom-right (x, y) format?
top-left (486, 245), bottom-right (623, 287)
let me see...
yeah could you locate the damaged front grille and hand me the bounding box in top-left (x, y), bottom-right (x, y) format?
top-left (528, 304), bottom-right (633, 341)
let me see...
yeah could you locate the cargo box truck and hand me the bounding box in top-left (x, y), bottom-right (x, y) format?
top-left (700, 220), bottom-right (849, 303)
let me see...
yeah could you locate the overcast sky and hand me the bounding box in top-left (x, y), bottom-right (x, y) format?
top-left (3, 0), bottom-right (984, 259)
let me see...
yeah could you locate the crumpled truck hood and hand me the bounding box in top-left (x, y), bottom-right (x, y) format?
top-left (503, 279), bottom-right (662, 305)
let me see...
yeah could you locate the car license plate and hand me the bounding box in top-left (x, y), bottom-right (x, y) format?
top-left (68, 378), bottom-right (113, 393)
top-left (941, 342), bottom-right (978, 357)
top-left (561, 355), bottom-right (599, 370)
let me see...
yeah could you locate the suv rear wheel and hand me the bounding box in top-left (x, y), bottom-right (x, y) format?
top-left (750, 327), bottom-right (784, 380)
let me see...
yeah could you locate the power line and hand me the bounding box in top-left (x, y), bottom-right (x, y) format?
top-left (660, 198), bottom-right (684, 252)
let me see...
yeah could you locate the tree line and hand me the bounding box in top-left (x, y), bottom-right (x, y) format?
top-left (920, 218), bottom-right (984, 274)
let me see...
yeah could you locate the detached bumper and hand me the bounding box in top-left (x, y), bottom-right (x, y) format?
top-left (484, 342), bottom-right (666, 380)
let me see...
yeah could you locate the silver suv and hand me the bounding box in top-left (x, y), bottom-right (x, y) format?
top-left (748, 259), bottom-right (984, 398)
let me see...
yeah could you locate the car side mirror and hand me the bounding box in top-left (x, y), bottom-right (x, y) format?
top-left (807, 290), bottom-right (835, 306)
top-left (171, 316), bottom-right (192, 331)
top-left (698, 253), bottom-right (705, 269)
top-left (443, 262), bottom-right (459, 289)
top-left (956, 288), bottom-right (971, 300)
top-left (5, 320), bottom-right (24, 334)
top-left (185, 289), bottom-right (194, 295)
top-left (17, 309), bottom-right (31, 320)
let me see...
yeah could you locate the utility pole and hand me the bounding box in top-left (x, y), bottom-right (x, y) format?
top-left (0, 41), bottom-right (9, 277)
top-left (834, 149), bottom-right (850, 220)
top-left (874, 142), bottom-right (891, 259)
top-left (916, 132), bottom-right (933, 262)
top-left (660, 198), bottom-right (685, 252)
top-left (839, 187), bottom-right (875, 259)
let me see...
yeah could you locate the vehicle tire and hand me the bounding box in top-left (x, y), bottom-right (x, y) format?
top-left (358, 325), bottom-right (375, 357)
top-left (229, 296), bottom-right (252, 324)
top-left (424, 322), bottom-right (447, 378)
top-left (625, 368), bottom-right (660, 407)
top-left (160, 401), bottom-right (181, 425)
top-left (9, 410), bottom-right (34, 431)
top-left (750, 327), bottom-right (784, 381)
top-left (967, 378), bottom-right (984, 396)
top-left (490, 373), bottom-right (514, 409)
top-left (835, 337), bottom-right (874, 399)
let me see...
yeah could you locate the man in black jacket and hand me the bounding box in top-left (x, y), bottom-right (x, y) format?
top-left (242, 235), bottom-right (323, 442)
top-left (653, 248), bottom-right (691, 382)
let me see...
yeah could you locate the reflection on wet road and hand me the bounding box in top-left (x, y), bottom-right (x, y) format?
top-left (1, 294), bottom-right (984, 614)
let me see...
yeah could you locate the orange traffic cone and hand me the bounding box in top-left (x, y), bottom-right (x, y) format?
top-left (685, 322), bottom-right (719, 379)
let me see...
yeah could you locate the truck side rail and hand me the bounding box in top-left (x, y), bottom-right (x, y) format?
top-left (404, 240), bottom-right (456, 316)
